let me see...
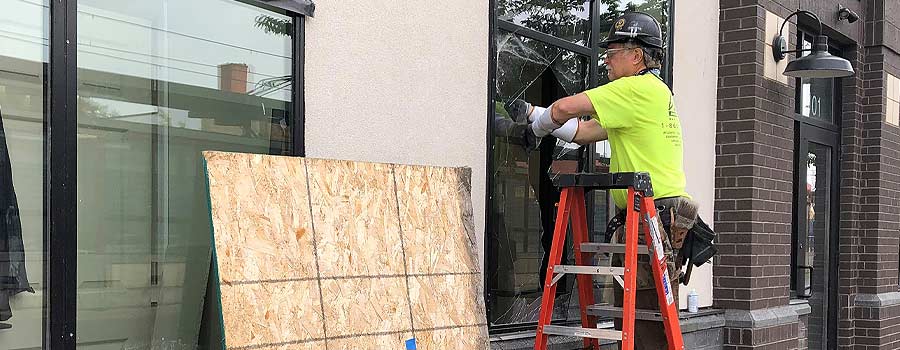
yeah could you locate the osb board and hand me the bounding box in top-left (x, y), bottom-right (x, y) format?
top-left (306, 159), bottom-right (405, 278)
top-left (394, 165), bottom-right (479, 275)
top-left (203, 151), bottom-right (488, 350)
top-left (205, 153), bottom-right (317, 283)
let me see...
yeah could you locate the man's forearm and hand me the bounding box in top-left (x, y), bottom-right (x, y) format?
top-left (550, 93), bottom-right (596, 125)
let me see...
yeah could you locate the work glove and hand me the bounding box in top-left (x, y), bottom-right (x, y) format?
top-left (531, 104), bottom-right (561, 138)
top-left (506, 99), bottom-right (546, 123)
top-left (523, 124), bottom-right (541, 152)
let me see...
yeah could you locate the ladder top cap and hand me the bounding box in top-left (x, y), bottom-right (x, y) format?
top-left (552, 172), bottom-right (654, 194)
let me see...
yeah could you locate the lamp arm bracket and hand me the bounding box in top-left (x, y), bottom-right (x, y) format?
top-left (778, 9), bottom-right (823, 37)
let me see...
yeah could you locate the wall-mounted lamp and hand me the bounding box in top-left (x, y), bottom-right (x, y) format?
top-left (837, 5), bottom-right (859, 23)
top-left (772, 10), bottom-right (855, 78)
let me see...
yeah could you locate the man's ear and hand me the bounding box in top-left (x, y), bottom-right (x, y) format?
top-left (632, 49), bottom-right (644, 66)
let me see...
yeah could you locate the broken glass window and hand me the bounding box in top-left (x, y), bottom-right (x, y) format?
top-left (488, 0), bottom-right (672, 328)
top-left (488, 30), bottom-right (589, 326)
top-left (497, 0), bottom-right (592, 45)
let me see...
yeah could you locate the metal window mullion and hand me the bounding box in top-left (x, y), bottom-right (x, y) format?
top-left (664, 0), bottom-right (675, 85)
top-left (497, 20), bottom-right (592, 57)
top-left (291, 16), bottom-right (305, 157)
top-left (47, 0), bottom-right (78, 349)
top-left (484, 0), bottom-right (497, 329)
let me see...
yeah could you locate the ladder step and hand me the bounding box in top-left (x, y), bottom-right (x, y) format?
top-left (553, 265), bottom-right (625, 276)
top-left (542, 325), bottom-right (622, 340)
top-left (581, 243), bottom-right (650, 255)
top-left (586, 305), bottom-right (663, 321)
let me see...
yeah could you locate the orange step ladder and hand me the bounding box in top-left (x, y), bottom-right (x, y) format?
top-left (533, 172), bottom-right (684, 350)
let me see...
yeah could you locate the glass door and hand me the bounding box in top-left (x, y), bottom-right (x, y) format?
top-left (792, 124), bottom-right (839, 350)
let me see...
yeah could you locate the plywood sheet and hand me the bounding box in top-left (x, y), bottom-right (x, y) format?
top-left (205, 152), bottom-right (317, 283)
top-left (326, 333), bottom-right (414, 349)
top-left (220, 281), bottom-right (324, 346)
top-left (394, 165), bottom-right (479, 275)
top-left (204, 151), bottom-right (488, 350)
top-left (320, 277), bottom-right (411, 337)
top-left (408, 275), bottom-right (486, 329)
top-left (306, 159), bottom-right (405, 278)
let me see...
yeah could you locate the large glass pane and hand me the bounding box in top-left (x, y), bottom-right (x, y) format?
top-left (498, 0), bottom-right (591, 45)
top-left (489, 30), bottom-right (588, 326)
top-left (76, 0), bottom-right (292, 348)
top-left (799, 143), bottom-right (831, 350)
top-left (0, 0), bottom-right (47, 349)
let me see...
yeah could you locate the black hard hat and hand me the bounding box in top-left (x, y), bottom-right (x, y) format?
top-left (599, 12), bottom-right (664, 49)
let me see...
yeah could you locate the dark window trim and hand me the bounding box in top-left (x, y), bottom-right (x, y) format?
top-left (665, 0), bottom-right (675, 87)
top-left (47, 0), bottom-right (78, 348)
top-left (45, 1), bottom-right (306, 348)
top-left (292, 16), bottom-right (306, 156)
top-left (239, 0), bottom-right (315, 17)
top-left (484, 0), bottom-right (496, 329)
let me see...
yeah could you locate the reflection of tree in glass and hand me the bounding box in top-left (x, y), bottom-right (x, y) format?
top-left (597, 0), bottom-right (669, 85)
top-left (254, 15), bottom-right (292, 37)
top-left (499, 0), bottom-right (590, 43)
top-left (77, 96), bottom-right (117, 119)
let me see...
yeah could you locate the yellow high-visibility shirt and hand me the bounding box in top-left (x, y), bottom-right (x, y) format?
top-left (584, 73), bottom-right (690, 208)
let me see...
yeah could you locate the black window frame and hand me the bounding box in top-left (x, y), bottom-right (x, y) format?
top-left (484, 0), bottom-right (676, 334)
top-left (45, 1), bottom-right (308, 348)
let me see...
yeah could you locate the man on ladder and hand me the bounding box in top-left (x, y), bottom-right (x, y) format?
top-left (521, 11), bottom-right (701, 349)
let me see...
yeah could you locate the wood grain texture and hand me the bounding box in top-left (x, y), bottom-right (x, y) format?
top-left (394, 165), bottom-right (478, 275)
top-left (204, 152), bottom-right (488, 349)
top-left (307, 159), bottom-right (405, 278)
top-left (205, 152), bottom-right (317, 283)
top-left (220, 281), bottom-right (324, 347)
top-left (408, 274), bottom-right (486, 329)
top-left (320, 277), bottom-right (411, 337)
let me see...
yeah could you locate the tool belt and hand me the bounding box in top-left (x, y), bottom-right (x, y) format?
top-left (605, 197), bottom-right (717, 285)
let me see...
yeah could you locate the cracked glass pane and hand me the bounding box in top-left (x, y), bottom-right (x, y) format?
top-left (498, 0), bottom-right (592, 45)
top-left (488, 30), bottom-right (589, 326)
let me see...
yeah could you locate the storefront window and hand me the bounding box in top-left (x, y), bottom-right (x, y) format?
top-left (488, 0), bottom-right (671, 330)
top-left (75, 0), bottom-right (292, 348)
top-left (0, 0), bottom-right (48, 349)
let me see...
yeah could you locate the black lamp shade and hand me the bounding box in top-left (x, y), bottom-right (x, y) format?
top-left (783, 51), bottom-right (855, 78)
top-left (783, 35), bottom-right (855, 78)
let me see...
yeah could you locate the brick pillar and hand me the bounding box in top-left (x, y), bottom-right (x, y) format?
top-left (715, 1), bottom-right (801, 348)
top-left (846, 1), bottom-right (900, 347)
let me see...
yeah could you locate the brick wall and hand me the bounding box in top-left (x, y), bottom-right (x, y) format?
top-left (715, 0), bottom-right (794, 312)
top-left (718, 0), bottom-right (900, 349)
top-left (715, 1), bottom-right (799, 348)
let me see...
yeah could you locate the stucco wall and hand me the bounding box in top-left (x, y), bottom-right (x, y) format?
top-left (674, 0), bottom-right (719, 308)
top-left (303, 1), bottom-right (490, 266)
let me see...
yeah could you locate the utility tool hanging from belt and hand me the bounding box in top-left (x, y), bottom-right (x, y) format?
top-left (605, 197), bottom-right (717, 285)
